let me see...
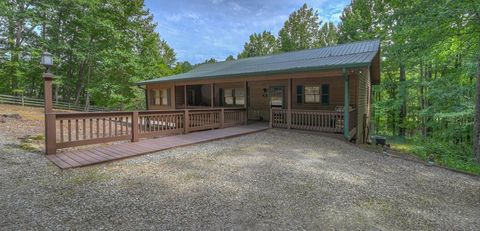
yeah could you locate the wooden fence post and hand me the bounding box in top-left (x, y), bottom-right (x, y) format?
top-left (45, 113), bottom-right (56, 154)
top-left (21, 95), bottom-right (24, 106)
top-left (184, 109), bottom-right (189, 133)
top-left (220, 108), bottom-right (224, 128)
top-left (44, 72), bottom-right (55, 154)
top-left (131, 111), bottom-right (139, 142)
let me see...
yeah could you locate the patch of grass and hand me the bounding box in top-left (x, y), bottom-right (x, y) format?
top-left (388, 136), bottom-right (480, 175)
top-left (69, 168), bottom-right (109, 185)
top-left (19, 142), bottom-right (39, 152)
top-left (32, 134), bottom-right (45, 141)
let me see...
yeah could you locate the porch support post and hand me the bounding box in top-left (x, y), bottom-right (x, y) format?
top-left (171, 81), bottom-right (176, 109)
top-left (210, 83), bottom-right (214, 108)
top-left (184, 85), bottom-right (187, 109)
top-left (184, 109), bottom-right (189, 133)
top-left (244, 81), bottom-right (248, 125)
top-left (287, 78), bottom-right (292, 129)
top-left (44, 73), bottom-right (56, 154)
top-left (220, 108), bottom-right (224, 128)
top-left (131, 111), bottom-right (139, 142)
top-left (343, 68), bottom-right (350, 139)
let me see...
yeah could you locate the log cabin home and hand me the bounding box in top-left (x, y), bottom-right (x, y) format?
top-left (136, 39), bottom-right (380, 144)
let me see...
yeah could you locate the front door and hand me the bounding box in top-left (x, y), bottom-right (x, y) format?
top-left (270, 86), bottom-right (284, 109)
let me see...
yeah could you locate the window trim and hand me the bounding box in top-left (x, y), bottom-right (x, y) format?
top-left (222, 87), bottom-right (245, 106)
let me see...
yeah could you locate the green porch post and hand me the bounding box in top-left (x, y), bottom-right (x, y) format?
top-left (343, 68), bottom-right (349, 139)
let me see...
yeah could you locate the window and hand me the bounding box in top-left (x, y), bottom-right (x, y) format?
top-left (304, 86), bottom-right (320, 103)
top-left (321, 84), bottom-right (329, 105)
top-left (224, 88), bottom-right (234, 105)
top-left (149, 88), bottom-right (169, 106)
top-left (222, 88), bottom-right (245, 106)
top-left (235, 88), bottom-right (245, 105)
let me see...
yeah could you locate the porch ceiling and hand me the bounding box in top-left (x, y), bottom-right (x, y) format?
top-left (137, 39), bottom-right (380, 85)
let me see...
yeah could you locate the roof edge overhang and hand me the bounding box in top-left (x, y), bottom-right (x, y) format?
top-left (136, 62), bottom-right (372, 86)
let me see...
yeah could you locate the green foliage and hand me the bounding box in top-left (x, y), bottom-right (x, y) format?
top-left (0, 0), bottom-right (180, 108)
top-left (202, 58), bottom-right (217, 64)
top-left (390, 137), bottom-right (480, 175)
top-left (238, 4), bottom-right (339, 58)
top-left (225, 55), bottom-right (235, 61)
top-left (278, 3), bottom-right (324, 51)
top-left (238, 31), bottom-right (278, 59)
top-left (339, 0), bottom-right (480, 169)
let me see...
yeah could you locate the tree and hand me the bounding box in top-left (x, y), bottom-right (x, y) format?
top-left (0, 0), bottom-right (179, 109)
top-left (318, 22), bottom-right (338, 47)
top-left (278, 3), bottom-right (322, 51)
top-left (237, 31), bottom-right (278, 59)
top-left (203, 58), bottom-right (217, 64)
top-left (225, 55), bottom-right (235, 61)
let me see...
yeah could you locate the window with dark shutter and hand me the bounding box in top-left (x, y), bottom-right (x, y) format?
top-left (321, 84), bottom-right (329, 105)
top-left (296, 85), bottom-right (304, 104)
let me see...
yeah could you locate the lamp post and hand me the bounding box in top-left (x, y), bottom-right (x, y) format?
top-left (41, 52), bottom-right (54, 113)
top-left (41, 51), bottom-right (56, 154)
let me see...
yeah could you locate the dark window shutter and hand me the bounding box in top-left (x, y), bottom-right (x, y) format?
top-left (321, 84), bottom-right (329, 105)
top-left (296, 85), bottom-right (304, 104)
top-left (219, 88), bottom-right (224, 106)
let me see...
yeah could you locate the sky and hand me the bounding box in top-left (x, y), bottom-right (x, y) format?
top-left (145, 0), bottom-right (350, 64)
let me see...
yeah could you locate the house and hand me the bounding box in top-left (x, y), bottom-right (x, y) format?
top-left (136, 39), bottom-right (380, 144)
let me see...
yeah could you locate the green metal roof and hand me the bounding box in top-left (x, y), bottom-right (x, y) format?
top-left (137, 39), bottom-right (380, 85)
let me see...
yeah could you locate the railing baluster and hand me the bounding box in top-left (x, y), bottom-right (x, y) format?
top-left (96, 118), bottom-right (100, 138)
top-left (90, 118), bottom-right (93, 139)
top-left (68, 120), bottom-right (71, 142)
top-left (103, 118), bottom-right (106, 138)
top-left (108, 117), bottom-right (112, 137)
top-left (83, 119), bottom-right (86, 140)
top-left (75, 119), bottom-right (79, 141)
top-left (60, 120), bottom-right (64, 143)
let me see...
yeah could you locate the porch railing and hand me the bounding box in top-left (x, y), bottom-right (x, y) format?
top-left (270, 108), bottom-right (357, 133)
top-left (46, 108), bottom-right (246, 154)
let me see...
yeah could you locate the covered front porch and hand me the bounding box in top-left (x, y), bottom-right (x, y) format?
top-left (145, 68), bottom-right (363, 141)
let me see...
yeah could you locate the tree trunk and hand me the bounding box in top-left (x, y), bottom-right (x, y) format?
top-left (399, 64), bottom-right (407, 137)
top-left (74, 60), bottom-right (86, 105)
top-left (420, 62), bottom-right (426, 137)
top-left (474, 59), bottom-right (480, 164)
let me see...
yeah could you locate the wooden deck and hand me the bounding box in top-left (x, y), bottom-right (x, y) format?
top-left (47, 123), bottom-right (268, 169)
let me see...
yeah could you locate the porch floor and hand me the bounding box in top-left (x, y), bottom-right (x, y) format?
top-left (47, 123), bottom-right (269, 169)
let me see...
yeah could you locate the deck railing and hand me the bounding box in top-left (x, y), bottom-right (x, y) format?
top-left (46, 108), bottom-right (246, 154)
top-left (270, 108), bottom-right (357, 133)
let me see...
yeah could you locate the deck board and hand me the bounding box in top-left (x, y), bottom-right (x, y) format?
top-left (47, 123), bottom-right (268, 169)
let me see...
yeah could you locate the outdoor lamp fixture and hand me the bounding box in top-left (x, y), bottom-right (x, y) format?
top-left (262, 88), bottom-right (268, 97)
top-left (40, 51), bottom-right (53, 73)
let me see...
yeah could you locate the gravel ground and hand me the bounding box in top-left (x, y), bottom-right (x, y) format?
top-left (1, 126), bottom-right (480, 230)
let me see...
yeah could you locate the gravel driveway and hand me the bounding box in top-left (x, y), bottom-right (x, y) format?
top-left (1, 128), bottom-right (479, 230)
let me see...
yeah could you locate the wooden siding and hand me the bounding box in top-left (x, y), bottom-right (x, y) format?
top-left (356, 68), bottom-right (371, 144)
top-left (247, 79), bottom-right (288, 121)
